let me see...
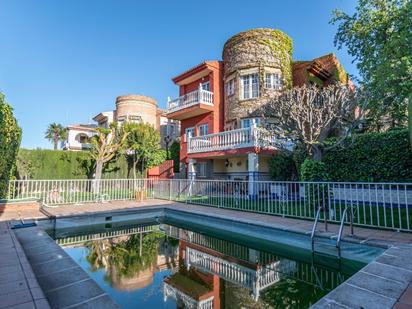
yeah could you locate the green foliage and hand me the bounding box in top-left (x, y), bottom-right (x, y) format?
top-left (323, 128), bottom-right (412, 182)
top-left (0, 93), bottom-right (22, 198)
top-left (260, 29), bottom-right (293, 88)
top-left (123, 122), bottom-right (165, 177)
top-left (409, 93), bottom-right (412, 149)
top-left (169, 140), bottom-right (180, 172)
top-left (45, 123), bottom-right (67, 150)
top-left (300, 159), bottom-right (329, 181)
top-left (86, 231), bottom-right (165, 279)
top-left (16, 149), bottom-right (131, 179)
top-left (331, 0), bottom-right (412, 126)
top-left (269, 152), bottom-right (297, 180)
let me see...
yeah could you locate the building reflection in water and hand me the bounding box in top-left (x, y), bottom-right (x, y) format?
top-left (57, 224), bottom-right (350, 309)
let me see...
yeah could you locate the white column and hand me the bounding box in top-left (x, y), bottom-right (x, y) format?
top-left (188, 158), bottom-right (197, 180)
top-left (248, 152), bottom-right (259, 198)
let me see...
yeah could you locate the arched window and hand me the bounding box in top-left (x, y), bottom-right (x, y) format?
top-left (75, 133), bottom-right (89, 144)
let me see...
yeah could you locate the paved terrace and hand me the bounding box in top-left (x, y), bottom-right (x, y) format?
top-left (1, 199), bottom-right (412, 308)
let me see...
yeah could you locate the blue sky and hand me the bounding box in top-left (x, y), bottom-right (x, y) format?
top-left (0, 0), bottom-right (357, 149)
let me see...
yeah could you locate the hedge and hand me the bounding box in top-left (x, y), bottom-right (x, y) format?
top-left (323, 128), bottom-right (412, 182)
top-left (0, 95), bottom-right (22, 197)
top-left (17, 149), bottom-right (132, 180)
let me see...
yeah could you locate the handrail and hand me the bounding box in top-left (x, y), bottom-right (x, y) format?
top-left (311, 207), bottom-right (322, 251)
top-left (336, 206), bottom-right (354, 251)
top-left (336, 207), bottom-right (348, 250)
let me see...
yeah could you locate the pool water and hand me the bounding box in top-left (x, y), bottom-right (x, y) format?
top-left (48, 217), bottom-right (375, 309)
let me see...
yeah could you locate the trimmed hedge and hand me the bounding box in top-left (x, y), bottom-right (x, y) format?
top-left (0, 95), bottom-right (22, 197)
top-left (323, 128), bottom-right (412, 182)
top-left (17, 149), bottom-right (131, 180)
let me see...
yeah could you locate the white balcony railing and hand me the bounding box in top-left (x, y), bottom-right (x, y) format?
top-left (188, 127), bottom-right (289, 154)
top-left (167, 87), bottom-right (213, 114)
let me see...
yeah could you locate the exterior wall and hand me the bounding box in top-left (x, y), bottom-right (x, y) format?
top-left (64, 126), bottom-right (96, 151)
top-left (115, 95), bottom-right (158, 127)
top-left (176, 62), bottom-right (224, 170)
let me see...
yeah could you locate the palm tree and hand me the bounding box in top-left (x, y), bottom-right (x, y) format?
top-left (45, 123), bottom-right (67, 150)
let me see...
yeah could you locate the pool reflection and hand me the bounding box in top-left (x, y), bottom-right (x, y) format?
top-left (58, 224), bottom-right (357, 309)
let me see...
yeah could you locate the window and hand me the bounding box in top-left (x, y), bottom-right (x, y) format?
top-left (128, 115), bottom-right (142, 123)
top-left (225, 79), bottom-right (235, 96)
top-left (185, 127), bottom-right (195, 142)
top-left (196, 162), bottom-right (208, 178)
top-left (240, 118), bottom-right (261, 128)
top-left (240, 73), bottom-right (259, 99)
top-left (201, 82), bottom-right (210, 91)
top-left (265, 73), bottom-right (282, 90)
top-left (198, 124), bottom-right (208, 136)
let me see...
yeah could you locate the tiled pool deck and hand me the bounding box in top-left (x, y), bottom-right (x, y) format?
top-left (1, 199), bottom-right (412, 308)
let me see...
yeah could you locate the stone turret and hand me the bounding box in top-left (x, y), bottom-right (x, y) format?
top-left (222, 28), bottom-right (293, 127)
top-left (115, 94), bottom-right (158, 126)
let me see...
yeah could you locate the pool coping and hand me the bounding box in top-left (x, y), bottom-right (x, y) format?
top-left (12, 225), bottom-right (121, 309)
top-left (29, 203), bottom-right (412, 308)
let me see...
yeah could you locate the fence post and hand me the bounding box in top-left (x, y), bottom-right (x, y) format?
top-left (169, 179), bottom-right (172, 201)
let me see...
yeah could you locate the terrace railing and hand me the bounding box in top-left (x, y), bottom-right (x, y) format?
top-left (188, 127), bottom-right (291, 153)
top-left (6, 179), bottom-right (412, 232)
top-left (166, 88), bottom-right (213, 114)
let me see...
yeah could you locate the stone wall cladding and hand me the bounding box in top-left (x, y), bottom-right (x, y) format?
top-left (222, 28), bottom-right (293, 127)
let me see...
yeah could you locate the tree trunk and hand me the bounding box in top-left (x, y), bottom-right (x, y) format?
top-left (53, 136), bottom-right (58, 150)
top-left (93, 160), bottom-right (103, 194)
top-left (132, 154), bottom-right (138, 180)
top-left (311, 145), bottom-right (323, 161)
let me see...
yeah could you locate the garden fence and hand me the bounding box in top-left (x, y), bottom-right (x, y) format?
top-left (7, 178), bottom-right (412, 232)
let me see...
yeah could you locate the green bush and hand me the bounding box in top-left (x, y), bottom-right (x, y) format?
top-left (170, 140), bottom-right (180, 173)
top-left (300, 159), bottom-right (329, 181)
top-left (0, 94), bottom-right (22, 198)
top-left (323, 128), bottom-right (412, 182)
top-left (269, 152), bottom-right (297, 180)
top-left (16, 149), bottom-right (131, 180)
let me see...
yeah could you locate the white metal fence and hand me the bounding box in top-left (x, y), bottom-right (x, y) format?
top-left (7, 179), bottom-right (412, 232)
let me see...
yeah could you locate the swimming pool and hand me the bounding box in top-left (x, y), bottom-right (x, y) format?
top-left (40, 209), bottom-right (384, 308)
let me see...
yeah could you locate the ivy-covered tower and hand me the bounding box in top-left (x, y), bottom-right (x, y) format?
top-left (222, 28), bottom-right (293, 129)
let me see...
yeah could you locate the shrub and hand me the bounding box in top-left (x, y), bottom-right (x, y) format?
top-left (16, 149), bottom-right (131, 180)
top-left (170, 140), bottom-right (180, 173)
top-left (300, 159), bottom-right (329, 181)
top-left (323, 128), bottom-right (412, 182)
top-left (269, 152), bottom-right (297, 180)
top-left (0, 94), bottom-right (22, 198)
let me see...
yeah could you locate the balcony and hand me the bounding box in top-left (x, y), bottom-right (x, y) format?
top-left (188, 127), bottom-right (292, 154)
top-left (166, 88), bottom-right (214, 120)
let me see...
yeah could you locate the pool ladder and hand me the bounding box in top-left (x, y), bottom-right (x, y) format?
top-left (311, 206), bottom-right (354, 259)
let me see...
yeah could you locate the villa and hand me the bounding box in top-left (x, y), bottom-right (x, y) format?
top-left (166, 28), bottom-right (351, 180)
top-left (63, 94), bottom-right (180, 151)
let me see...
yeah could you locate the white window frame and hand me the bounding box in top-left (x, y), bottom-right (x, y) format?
top-left (196, 162), bottom-right (208, 178)
top-left (240, 73), bottom-right (259, 100)
top-left (201, 82), bottom-right (210, 91)
top-left (225, 78), bottom-right (235, 96)
top-left (240, 118), bottom-right (261, 128)
top-left (185, 127), bottom-right (195, 142)
top-left (198, 123), bottom-right (209, 136)
top-left (265, 72), bottom-right (282, 90)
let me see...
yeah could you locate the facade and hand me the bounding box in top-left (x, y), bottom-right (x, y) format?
top-left (64, 94), bottom-right (179, 151)
top-left (165, 28), bottom-right (351, 181)
top-left (62, 124), bottom-right (97, 151)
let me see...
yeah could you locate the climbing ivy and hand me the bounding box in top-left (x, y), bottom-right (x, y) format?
top-left (260, 29), bottom-right (293, 89)
top-left (0, 93), bottom-right (22, 198)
